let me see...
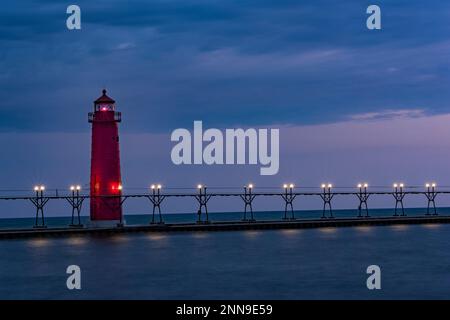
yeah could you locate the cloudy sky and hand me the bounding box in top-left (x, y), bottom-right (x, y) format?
top-left (1, 0), bottom-right (450, 216)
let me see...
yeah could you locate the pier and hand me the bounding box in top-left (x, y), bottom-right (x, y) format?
top-left (0, 183), bottom-right (449, 239)
top-left (0, 214), bottom-right (449, 239)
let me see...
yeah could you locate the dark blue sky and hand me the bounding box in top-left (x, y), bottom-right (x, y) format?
top-left (1, 0), bottom-right (450, 132)
top-left (1, 1), bottom-right (450, 216)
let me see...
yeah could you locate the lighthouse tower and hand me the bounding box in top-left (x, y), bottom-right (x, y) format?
top-left (88, 89), bottom-right (123, 225)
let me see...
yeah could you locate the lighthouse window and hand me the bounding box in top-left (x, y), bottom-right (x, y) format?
top-left (97, 104), bottom-right (113, 111)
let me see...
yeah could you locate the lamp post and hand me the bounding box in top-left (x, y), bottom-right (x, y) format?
top-left (195, 184), bottom-right (210, 224)
top-left (149, 184), bottom-right (165, 224)
top-left (241, 183), bottom-right (256, 222)
top-left (68, 185), bottom-right (84, 227)
top-left (393, 183), bottom-right (406, 216)
top-left (356, 183), bottom-right (369, 218)
top-left (117, 184), bottom-right (125, 227)
top-left (425, 183), bottom-right (438, 216)
top-left (31, 185), bottom-right (48, 228)
top-left (282, 183), bottom-right (296, 220)
top-left (320, 183), bottom-right (334, 219)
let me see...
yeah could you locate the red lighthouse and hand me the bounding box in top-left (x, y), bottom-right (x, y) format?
top-left (89, 89), bottom-right (123, 225)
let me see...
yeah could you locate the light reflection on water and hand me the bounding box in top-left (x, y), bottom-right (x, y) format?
top-left (318, 227), bottom-right (338, 234)
top-left (26, 238), bottom-right (52, 248)
top-left (243, 230), bottom-right (262, 239)
top-left (422, 223), bottom-right (441, 229)
top-left (389, 224), bottom-right (410, 231)
top-left (279, 229), bottom-right (301, 237)
top-left (191, 232), bottom-right (209, 239)
top-left (109, 234), bottom-right (130, 243)
top-left (354, 226), bottom-right (373, 233)
top-left (146, 233), bottom-right (168, 241)
top-left (65, 236), bottom-right (88, 246)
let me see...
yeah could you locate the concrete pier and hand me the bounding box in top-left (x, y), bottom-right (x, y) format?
top-left (0, 215), bottom-right (449, 239)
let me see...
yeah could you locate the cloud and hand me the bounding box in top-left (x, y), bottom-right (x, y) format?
top-left (0, 0), bottom-right (450, 134)
top-left (115, 42), bottom-right (136, 50)
top-left (282, 110), bottom-right (450, 151)
top-left (192, 48), bottom-right (348, 76)
top-left (347, 109), bottom-right (427, 121)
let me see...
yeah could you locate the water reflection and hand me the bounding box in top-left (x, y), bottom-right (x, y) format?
top-left (65, 236), bottom-right (87, 246)
top-left (244, 230), bottom-right (262, 239)
top-left (422, 223), bottom-right (441, 230)
top-left (354, 226), bottom-right (373, 233)
top-left (146, 233), bottom-right (168, 241)
top-left (390, 224), bottom-right (409, 232)
top-left (279, 229), bottom-right (301, 237)
top-left (191, 232), bottom-right (209, 239)
top-left (318, 227), bottom-right (337, 234)
top-left (110, 234), bottom-right (130, 243)
top-left (26, 238), bottom-right (51, 248)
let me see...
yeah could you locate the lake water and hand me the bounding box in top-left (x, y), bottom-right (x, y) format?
top-left (0, 209), bottom-right (450, 299)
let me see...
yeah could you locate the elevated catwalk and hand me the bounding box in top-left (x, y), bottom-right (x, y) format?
top-left (0, 215), bottom-right (449, 239)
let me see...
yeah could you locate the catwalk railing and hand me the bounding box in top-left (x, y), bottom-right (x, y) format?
top-left (0, 185), bottom-right (445, 228)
